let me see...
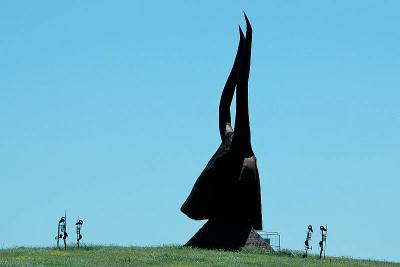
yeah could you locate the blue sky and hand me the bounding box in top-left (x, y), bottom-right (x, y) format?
top-left (1, 0), bottom-right (399, 262)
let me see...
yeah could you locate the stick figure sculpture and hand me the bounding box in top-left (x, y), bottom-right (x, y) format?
top-left (304, 225), bottom-right (313, 257)
top-left (319, 225), bottom-right (328, 258)
top-left (56, 212), bottom-right (68, 250)
top-left (181, 13), bottom-right (263, 250)
top-left (75, 219), bottom-right (83, 248)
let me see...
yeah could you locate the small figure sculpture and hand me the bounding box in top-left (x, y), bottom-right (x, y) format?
top-left (319, 225), bottom-right (328, 258)
top-left (303, 225), bottom-right (313, 257)
top-left (75, 219), bottom-right (84, 248)
top-left (56, 212), bottom-right (68, 250)
top-left (181, 13), bottom-right (264, 250)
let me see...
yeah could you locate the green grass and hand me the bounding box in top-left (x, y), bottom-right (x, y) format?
top-left (0, 246), bottom-right (398, 267)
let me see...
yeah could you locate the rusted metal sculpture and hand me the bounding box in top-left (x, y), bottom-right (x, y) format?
top-left (181, 13), bottom-right (266, 250)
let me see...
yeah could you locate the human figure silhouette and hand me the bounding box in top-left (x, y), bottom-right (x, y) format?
top-left (304, 225), bottom-right (313, 257)
top-left (181, 13), bottom-right (262, 235)
top-left (319, 225), bottom-right (327, 258)
top-left (75, 219), bottom-right (83, 248)
top-left (56, 216), bottom-right (67, 250)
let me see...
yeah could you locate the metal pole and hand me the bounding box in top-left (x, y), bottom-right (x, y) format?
top-left (77, 225), bottom-right (80, 249)
top-left (278, 234), bottom-right (281, 251)
top-left (57, 223), bottom-right (60, 248)
top-left (77, 218), bottom-right (80, 248)
top-left (324, 224), bottom-right (327, 258)
top-left (64, 211), bottom-right (67, 250)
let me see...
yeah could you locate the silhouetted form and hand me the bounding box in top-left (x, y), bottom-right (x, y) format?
top-left (75, 219), bottom-right (83, 248)
top-left (56, 212), bottom-right (68, 250)
top-left (303, 225), bottom-right (313, 257)
top-left (181, 13), bottom-right (265, 250)
top-left (319, 225), bottom-right (328, 259)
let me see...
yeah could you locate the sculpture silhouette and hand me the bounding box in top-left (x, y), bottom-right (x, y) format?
top-left (303, 225), bottom-right (313, 257)
top-left (319, 225), bottom-right (328, 258)
top-left (181, 13), bottom-right (265, 250)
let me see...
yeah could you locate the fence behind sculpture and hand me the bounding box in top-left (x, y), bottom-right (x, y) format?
top-left (257, 231), bottom-right (280, 251)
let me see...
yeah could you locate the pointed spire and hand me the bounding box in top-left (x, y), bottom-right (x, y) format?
top-left (243, 11), bottom-right (252, 33)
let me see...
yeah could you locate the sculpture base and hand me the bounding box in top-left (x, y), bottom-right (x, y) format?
top-left (184, 219), bottom-right (273, 252)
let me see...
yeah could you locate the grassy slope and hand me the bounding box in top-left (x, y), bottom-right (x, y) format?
top-left (0, 246), bottom-right (398, 267)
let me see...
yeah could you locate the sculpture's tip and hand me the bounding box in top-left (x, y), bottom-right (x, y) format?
top-left (243, 11), bottom-right (248, 20)
top-left (239, 25), bottom-right (245, 40)
top-left (243, 11), bottom-right (252, 31)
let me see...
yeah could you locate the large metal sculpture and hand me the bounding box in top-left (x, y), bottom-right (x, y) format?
top-left (181, 13), bottom-right (266, 250)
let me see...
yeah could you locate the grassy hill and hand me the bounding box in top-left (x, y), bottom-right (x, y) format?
top-left (0, 246), bottom-right (397, 267)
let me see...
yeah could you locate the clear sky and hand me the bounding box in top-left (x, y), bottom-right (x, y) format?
top-left (1, 0), bottom-right (399, 263)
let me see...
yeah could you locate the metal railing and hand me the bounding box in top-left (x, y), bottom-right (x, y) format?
top-left (257, 231), bottom-right (281, 251)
